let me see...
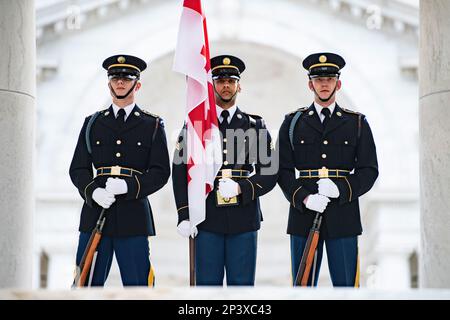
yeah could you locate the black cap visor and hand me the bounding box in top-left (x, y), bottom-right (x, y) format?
top-left (108, 67), bottom-right (140, 80)
top-left (309, 66), bottom-right (340, 78)
top-left (212, 68), bottom-right (240, 80)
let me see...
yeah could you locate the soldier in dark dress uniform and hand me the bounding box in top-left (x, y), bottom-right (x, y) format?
top-left (69, 54), bottom-right (170, 286)
top-left (277, 52), bottom-right (378, 287)
top-left (172, 55), bottom-right (277, 286)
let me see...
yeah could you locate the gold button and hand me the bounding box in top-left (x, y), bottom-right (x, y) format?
top-left (323, 140), bottom-right (328, 145)
top-left (301, 140), bottom-right (305, 144)
top-left (223, 150), bottom-right (227, 154)
top-left (137, 142), bottom-right (142, 146)
top-left (322, 154), bottom-right (327, 159)
top-left (116, 140), bottom-right (122, 145)
top-left (345, 141), bottom-right (348, 145)
top-left (96, 141), bottom-right (100, 145)
top-left (116, 152), bottom-right (121, 158)
top-left (134, 111), bottom-right (140, 116)
top-left (224, 161), bottom-right (229, 165)
top-left (223, 138), bottom-right (227, 143)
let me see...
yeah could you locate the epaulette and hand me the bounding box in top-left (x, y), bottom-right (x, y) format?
top-left (92, 108), bottom-right (109, 117)
top-left (244, 112), bottom-right (262, 120)
top-left (341, 107), bottom-right (362, 116)
top-left (288, 106), bottom-right (308, 116)
top-left (141, 109), bottom-right (160, 118)
top-left (243, 112), bottom-right (265, 128)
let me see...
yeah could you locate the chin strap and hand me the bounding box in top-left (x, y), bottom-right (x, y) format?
top-left (310, 76), bottom-right (339, 102)
top-left (314, 85), bottom-right (337, 103)
top-left (213, 85), bottom-right (239, 104)
top-left (109, 81), bottom-right (138, 100)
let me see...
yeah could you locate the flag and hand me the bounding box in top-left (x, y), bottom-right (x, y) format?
top-left (173, 0), bottom-right (222, 235)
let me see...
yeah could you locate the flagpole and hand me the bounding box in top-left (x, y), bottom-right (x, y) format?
top-left (189, 236), bottom-right (196, 286)
top-left (173, 0), bottom-right (220, 288)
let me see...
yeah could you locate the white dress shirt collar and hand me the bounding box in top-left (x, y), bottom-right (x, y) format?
top-left (216, 104), bottom-right (237, 124)
top-left (314, 102), bottom-right (336, 122)
top-left (112, 103), bottom-right (135, 121)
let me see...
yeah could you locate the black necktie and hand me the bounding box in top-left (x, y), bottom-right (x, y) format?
top-left (220, 110), bottom-right (230, 132)
top-left (321, 108), bottom-right (331, 129)
top-left (117, 109), bottom-right (126, 128)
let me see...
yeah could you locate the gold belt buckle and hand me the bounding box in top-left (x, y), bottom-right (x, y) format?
top-left (318, 167), bottom-right (329, 178)
top-left (111, 165), bottom-right (121, 176)
top-left (221, 169), bottom-right (232, 178)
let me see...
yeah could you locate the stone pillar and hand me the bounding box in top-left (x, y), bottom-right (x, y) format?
top-left (419, 0), bottom-right (450, 288)
top-left (0, 1), bottom-right (35, 288)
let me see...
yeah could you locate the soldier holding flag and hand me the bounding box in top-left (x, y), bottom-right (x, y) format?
top-left (172, 1), bottom-right (277, 286)
top-left (173, 54), bottom-right (277, 286)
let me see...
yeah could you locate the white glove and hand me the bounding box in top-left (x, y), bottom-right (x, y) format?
top-left (105, 177), bottom-right (128, 195)
top-left (92, 187), bottom-right (116, 209)
top-left (177, 220), bottom-right (198, 238)
top-left (218, 178), bottom-right (240, 198)
top-left (317, 178), bottom-right (340, 198)
top-left (304, 194), bottom-right (330, 213)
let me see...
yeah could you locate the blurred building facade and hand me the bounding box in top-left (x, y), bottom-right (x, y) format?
top-left (34, 0), bottom-right (419, 289)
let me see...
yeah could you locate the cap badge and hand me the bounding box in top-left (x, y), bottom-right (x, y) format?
top-left (117, 56), bottom-right (126, 63)
top-left (223, 57), bottom-right (231, 65)
top-left (319, 55), bottom-right (327, 63)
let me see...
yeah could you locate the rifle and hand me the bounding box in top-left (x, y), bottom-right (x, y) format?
top-left (294, 212), bottom-right (322, 286)
top-left (72, 208), bottom-right (107, 288)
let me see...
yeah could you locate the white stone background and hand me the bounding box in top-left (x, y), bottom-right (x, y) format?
top-left (33, 0), bottom-right (420, 289)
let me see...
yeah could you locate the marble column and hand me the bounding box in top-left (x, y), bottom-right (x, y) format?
top-left (0, 1), bottom-right (35, 288)
top-left (419, 0), bottom-right (450, 288)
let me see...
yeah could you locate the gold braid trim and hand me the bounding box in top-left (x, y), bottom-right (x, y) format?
top-left (245, 179), bottom-right (255, 201)
top-left (83, 180), bottom-right (96, 203)
top-left (292, 186), bottom-right (302, 208)
top-left (344, 177), bottom-right (352, 202)
top-left (135, 175), bottom-right (141, 199)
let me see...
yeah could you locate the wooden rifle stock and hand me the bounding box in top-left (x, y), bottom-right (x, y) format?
top-left (294, 212), bottom-right (322, 286)
top-left (300, 230), bottom-right (320, 286)
top-left (72, 209), bottom-right (107, 288)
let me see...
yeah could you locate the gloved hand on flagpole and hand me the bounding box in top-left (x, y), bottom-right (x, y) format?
top-left (177, 220), bottom-right (198, 238)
